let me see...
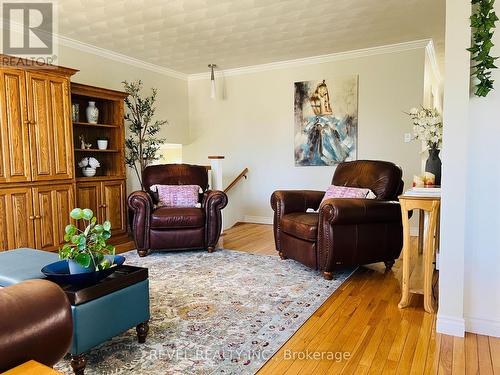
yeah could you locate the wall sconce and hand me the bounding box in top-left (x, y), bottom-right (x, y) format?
top-left (208, 64), bottom-right (216, 99)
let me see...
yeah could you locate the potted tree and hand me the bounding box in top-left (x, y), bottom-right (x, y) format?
top-left (123, 80), bottom-right (168, 190)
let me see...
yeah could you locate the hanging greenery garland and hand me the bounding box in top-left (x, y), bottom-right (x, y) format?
top-left (468, 0), bottom-right (499, 97)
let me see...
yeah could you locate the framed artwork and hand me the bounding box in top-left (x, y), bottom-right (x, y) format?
top-left (294, 76), bottom-right (359, 166)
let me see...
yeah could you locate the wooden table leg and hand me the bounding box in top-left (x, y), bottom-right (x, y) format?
top-left (423, 202), bottom-right (439, 313)
top-left (70, 354), bottom-right (86, 375)
top-left (398, 201), bottom-right (411, 309)
top-left (418, 209), bottom-right (425, 254)
top-left (136, 320), bottom-right (149, 343)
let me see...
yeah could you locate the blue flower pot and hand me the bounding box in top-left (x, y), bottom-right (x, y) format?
top-left (68, 259), bottom-right (95, 274)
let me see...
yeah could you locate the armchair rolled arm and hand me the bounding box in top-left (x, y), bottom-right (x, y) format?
top-left (0, 280), bottom-right (72, 372)
top-left (127, 191), bottom-right (154, 251)
top-left (319, 198), bottom-right (402, 225)
top-left (203, 190), bottom-right (228, 249)
top-left (270, 190), bottom-right (325, 216)
top-left (270, 190), bottom-right (324, 252)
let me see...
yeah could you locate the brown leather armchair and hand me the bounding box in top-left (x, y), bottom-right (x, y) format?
top-left (271, 160), bottom-right (404, 280)
top-left (128, 164), bottom-right (228, 257)
top-left (0, 280), bottom-right (73, 372)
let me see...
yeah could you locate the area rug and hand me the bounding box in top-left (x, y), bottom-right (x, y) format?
top-left (55, 249), bottom-right (355, 375)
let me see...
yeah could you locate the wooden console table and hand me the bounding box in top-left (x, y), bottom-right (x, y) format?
top-left (398, 195), bottom-right (441, 313)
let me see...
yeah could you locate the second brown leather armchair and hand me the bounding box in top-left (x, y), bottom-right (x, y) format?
top-left (271, 160), bottom-right (404, 280)
top-left (0, 280), bottom-right (73, 372)
top-left (128, 164), bottom-right (228, 257)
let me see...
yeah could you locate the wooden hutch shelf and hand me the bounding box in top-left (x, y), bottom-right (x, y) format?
top-left (75, 149), bottom-right (120, 153)
top-left (71, 82), bottom-right (128, 237)
top-left (73, 122), bottom-right (120, 128)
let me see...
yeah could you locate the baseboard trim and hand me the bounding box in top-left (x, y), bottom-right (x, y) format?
top-left (465, 317), bottom-right (500, 338)
top-left (437, 314), bottom-right (465, 337)
top-left (243, 215), bottom-right (273, 225)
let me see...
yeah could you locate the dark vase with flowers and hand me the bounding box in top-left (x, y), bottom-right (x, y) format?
top-left (425, 146), bottom-right (442, 185)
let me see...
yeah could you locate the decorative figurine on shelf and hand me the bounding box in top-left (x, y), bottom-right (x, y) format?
top-left (78, 157), bottom-right (100, 177)
top-left (79, 135), bottom-right (92, 150)
top-left (86, 101), bottom-right (99, 124)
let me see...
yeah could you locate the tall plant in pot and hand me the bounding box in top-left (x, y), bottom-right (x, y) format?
top-left (123, 80), bottom-right (168, 190)
top-left (407, 107), bottom-right (443, 185)
top-left (59, 208), bottom-right (116, 274)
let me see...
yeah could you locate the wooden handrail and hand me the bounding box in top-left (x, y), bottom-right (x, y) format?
top-left (224, 168), bottom-right (248, 193)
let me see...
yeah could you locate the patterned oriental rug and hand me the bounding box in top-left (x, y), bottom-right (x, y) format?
top-left (56, 249), bottom-right (355, 374)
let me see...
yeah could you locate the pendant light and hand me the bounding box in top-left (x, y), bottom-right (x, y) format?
top-left (208, 64), bottom-right (216, 99)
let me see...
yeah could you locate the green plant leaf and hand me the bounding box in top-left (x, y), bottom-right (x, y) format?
top-left (70, 208), bottom-right (83, 220)
top-left (103, 221), bottom-right (111, 231)
top-left (94, 224), bottom-right (104, 233)
top-left (82, 208), bottom-right (93, 220)
top-left (469, 0), bottom-right (498, 97)
top-left (102, 231), bottom-right (111, 240)
top-left (65, 224), bottom-right (76, 235)
top-left (75, 252), bottom-right (91, 268)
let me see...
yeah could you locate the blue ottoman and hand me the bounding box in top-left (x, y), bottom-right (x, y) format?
top-left (0, 248), bottom-right (150, 375)
top-left (0, 248), bottom-right (58, 286)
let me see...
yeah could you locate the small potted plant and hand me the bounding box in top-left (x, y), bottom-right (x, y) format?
top-left (59, 208), bottom-right (116, 274)
top-left (97, 136), bottom-right (109, 150)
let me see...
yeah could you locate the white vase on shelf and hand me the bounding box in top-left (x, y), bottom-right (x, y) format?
top-left (82, 167), bottom-right (96, 177)
top-left (86, 101), bottom-right (99, 124)
top-left (97, 139), bottom-right (108, 150)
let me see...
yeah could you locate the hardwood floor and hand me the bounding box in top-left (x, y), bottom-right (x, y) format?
top-left (220, 223), bottom-right (499, 375)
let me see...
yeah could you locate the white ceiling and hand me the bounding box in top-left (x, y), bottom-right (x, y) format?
top-left (58, 0), bottom-right (445, 74)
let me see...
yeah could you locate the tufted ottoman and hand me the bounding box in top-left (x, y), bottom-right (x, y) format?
top-left (0, 248), bottom-right (150, 375)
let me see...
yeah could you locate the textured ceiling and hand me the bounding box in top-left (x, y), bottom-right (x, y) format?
top-left (58, 0), bottom-right (445, 74)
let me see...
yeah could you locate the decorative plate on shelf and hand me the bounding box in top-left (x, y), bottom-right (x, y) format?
top-left (41, 255), bottom-right (125, 286)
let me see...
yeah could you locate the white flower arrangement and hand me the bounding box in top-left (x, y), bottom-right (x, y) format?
top-left (78, 157), bottom-right (101, 169)
top-left (407, 107), bottom-right (443, 150)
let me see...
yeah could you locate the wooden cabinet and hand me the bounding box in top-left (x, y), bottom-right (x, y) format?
top-left (0, 187), bottom-right (35, 251)
top-left (0, 69), bottom-right (73, 183)
top-left (0, 69), bottom-right (31, 183)
top-left (102, 180), bottom-right (127, 235)
top-left (32, 184), bottom-right (74, 251)
top-left (0, 59), bottom-right (78, 252)
top-left (0, 60), bottom-right (129, 252)
top-left (76, 179), bottom-right (126, 236)
top-left (72, 83), bottom-right (129, 240)
top-left (0, 185), bottom-right (74, 252)
top-left (27, 72), bottom-right (73, 181)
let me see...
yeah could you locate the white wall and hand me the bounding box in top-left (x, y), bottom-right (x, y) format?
top-left (437, 0), bottom-right (471, 337)
top-left (57, 43), bottom-right (189, 193)
top-left (464, 4), bottom-right (500, 337)
top-left (184, 47), bottom-right (427, 228)
top-left (439, 0), bottom-right (500, 338)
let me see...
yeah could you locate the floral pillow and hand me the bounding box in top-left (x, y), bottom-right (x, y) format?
top-left (150, 185), bottom-right (202, 208)
top-left (321, 185), bottom-right (376, 204)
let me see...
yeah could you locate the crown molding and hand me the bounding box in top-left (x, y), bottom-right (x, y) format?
top-left (188, 39), bottom-right (433, 81)
top-left (425, 39), bottom-right (442, 83)
top-left (53, 36), bottom-right (438, 82)
top-left (56, 35), bottom-right (188, 80)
